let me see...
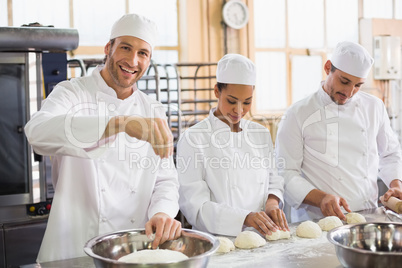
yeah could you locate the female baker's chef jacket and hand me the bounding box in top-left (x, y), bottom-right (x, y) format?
top-left (177, 108), bottom-right (284, 236)
top-left (275, 82), bottom-right (402, 222)
top-left (24, 66), bottom-right (179, 262)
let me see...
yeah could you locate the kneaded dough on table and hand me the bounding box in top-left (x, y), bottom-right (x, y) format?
top-left (345, 212), bottom-right (366, 224)
top-left (265, 230), bottom-right (291, 241)
top-left (216, 237), bottom-right (235, 253)
top-left (118, 249), bottom-right (188, 263)
top-left (235, 231), bottom-right (266, 249)
top-left (318, 216), bottom-right (343, 231)
top-left (296, 221), bottom-right (322, 238)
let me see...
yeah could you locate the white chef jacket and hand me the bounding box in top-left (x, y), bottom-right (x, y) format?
top-left (275, 82), bottom-right (402, 222)
top-left (177, 108), bottom-right (284, 236)
top-left (24, 66), bottom-right (179, 262)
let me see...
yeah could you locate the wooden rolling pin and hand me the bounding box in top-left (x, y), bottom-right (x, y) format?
top-left (380, 196), bottom-right (402, 214)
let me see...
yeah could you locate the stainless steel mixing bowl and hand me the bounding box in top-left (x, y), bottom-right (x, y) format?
top-left (84, 228), bottom-right (219, 268)
top-left (327, 222), bottom-right (402, 268)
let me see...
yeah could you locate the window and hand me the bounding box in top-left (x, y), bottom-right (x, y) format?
top-left (291, 55), bottom-right (322, 103)
top-left (396, 0), bottom-right (402, 19)
top-left (0, 0), bottom-right (7, 26)
top-left (8, 0), bottom-right (179, 75)
top-left (12, 0), bottom-right (70, 27)
top-left (255, 52), bottom-right (287, 111)
top-left (129, 0), bottom-right (179, 64)
top-left (288, 0), bottom-right (324, 48)
top-left (253, 0), bottom-right (359, 112)
top-left (73, 0), bottom-right (125, 46)
top-left (326, 0), bottom-right (358, 47)
top-left (254, 0), bottom-right (285, 48)
top-left (363, 0), bottom-right (393, 18)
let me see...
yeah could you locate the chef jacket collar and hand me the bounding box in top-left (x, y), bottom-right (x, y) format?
top-left (208, 107), bottom-right (245, 132)
top-left (319, 81), bottom-right (360, 108)
top-left (94, 65), bottom-right (138, 101)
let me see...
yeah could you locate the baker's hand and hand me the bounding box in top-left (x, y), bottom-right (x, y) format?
top-left (145, 212), bottom-right (182, 249)
top-left (244, 211), bottom-right (278, 236)
top-left (124, 116), bottom-right (174, 158)
top-left (320, 194), bottom-right (351, 221)
top-left (383, 188), bottom-right (402, 202)
top-left (266, 206), bottom-right (289, 232)
top-left (382, 179), bottom-right (402, 201)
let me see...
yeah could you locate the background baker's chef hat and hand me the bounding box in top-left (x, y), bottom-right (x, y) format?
top-left (110, 14), bottom-right (158, 50)
top-left (216, 54), bottom-right (256, 86)
top-left (330, 41), bottom-right (374, 78)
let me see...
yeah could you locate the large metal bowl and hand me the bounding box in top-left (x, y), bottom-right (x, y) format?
top-left (84, 228), bottom-right (219, 268)
top-left (327, 222), bottom-right (402, 268)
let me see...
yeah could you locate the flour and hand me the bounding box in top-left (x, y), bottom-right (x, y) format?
top-left (118, 249), bottom-right (188, 263)
top-left (209, 226), bottom-right (333, 268)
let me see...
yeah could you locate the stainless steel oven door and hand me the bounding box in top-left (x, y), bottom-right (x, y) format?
top-left (0, 52), bottom-right (33, 206)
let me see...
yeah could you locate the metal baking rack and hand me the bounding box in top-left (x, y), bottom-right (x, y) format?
top-left (68, 59), bottom-right (218, 145)
top-left (137, 62), bottom-right (218, 145)
top-left (136, 62), bottom-right (182, 142)
top-left (174, 63), bottom-right (218, 132)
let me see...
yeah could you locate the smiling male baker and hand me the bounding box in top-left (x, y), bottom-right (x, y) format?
top-left (275, 41), bottom-right (402, 222)
top-left (25, 14), bottom-right (181, 262)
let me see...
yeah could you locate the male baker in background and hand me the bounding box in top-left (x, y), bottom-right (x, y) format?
top-left (275, 41), bottom-right (402, 222)
top-left (25, 14), bottom-right (181, 262)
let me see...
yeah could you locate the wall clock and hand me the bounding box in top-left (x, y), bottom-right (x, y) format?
top-left (222, 0), bottom-right (249, 30)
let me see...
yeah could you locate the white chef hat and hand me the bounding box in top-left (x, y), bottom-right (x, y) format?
top-left (110, 14), bottom-right (158, 49)
top-left (330, 41), bottom-right (374, 78)
top-left (216, 54), bottom-right (256, 86)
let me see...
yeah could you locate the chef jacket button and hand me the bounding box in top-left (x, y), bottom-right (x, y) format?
top-left (363, 152), bottom-right (366, 156)
top-left (101, 188), bottom-right (105, 192)
top-left (133, 103), bottom-right (137, 106)
top-left (101, 218), bottom-right (107, 222)
top-left (108, 103), bottom-right (116, 111)
top-left (131, 219), bottom-right (135, 223)
top-left (364, 176), bottom-right (368, 180)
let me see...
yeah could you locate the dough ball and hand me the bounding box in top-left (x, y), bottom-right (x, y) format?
top-left (265, 230), bottom-right (291, 241)
top-left (345, 212), bottom-right (366, 224)
top-left (296, 221), bottom-right (322, 238)
top-left (234, 231), bottom-right (266, 249)
top-left (118, 249), bottom-right (188, 263)
top-left (216, 237), bottom-right (235, 253)
top-left (318, 216), bottom-right (343, 231)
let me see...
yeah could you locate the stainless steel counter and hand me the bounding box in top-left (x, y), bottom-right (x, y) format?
top-left (22, 208), bottom-right (396, 268)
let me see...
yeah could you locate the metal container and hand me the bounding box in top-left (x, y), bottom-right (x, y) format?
top-left (327, 222), bottom-right (402, 268)
top-left (84, 228), bottom-right (219, 268)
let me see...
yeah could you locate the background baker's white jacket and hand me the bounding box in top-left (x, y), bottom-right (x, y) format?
top-left (24, 66), bottom-right (179, 262)
top-left (177, 109), bottom-right (284, 236)
top-left (275, 82), bottom-right (402, 222)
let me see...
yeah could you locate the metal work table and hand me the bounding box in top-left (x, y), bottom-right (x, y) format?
top-left (22, 208), bottom-right (396, 268)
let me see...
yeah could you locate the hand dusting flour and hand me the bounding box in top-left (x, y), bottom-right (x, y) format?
top-left (118, 249), bottom-right (189, 263)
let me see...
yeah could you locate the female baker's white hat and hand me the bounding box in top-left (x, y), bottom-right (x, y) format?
top-left (331, 41), bottom-right (374, 78)
top-left (216, 54), bottom-right (256, 86)
top-left (110, 14), bottom-right (158, 49)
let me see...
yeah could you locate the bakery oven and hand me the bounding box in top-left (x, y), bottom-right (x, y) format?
top-left (0, 26), bottom-right (78, 267)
